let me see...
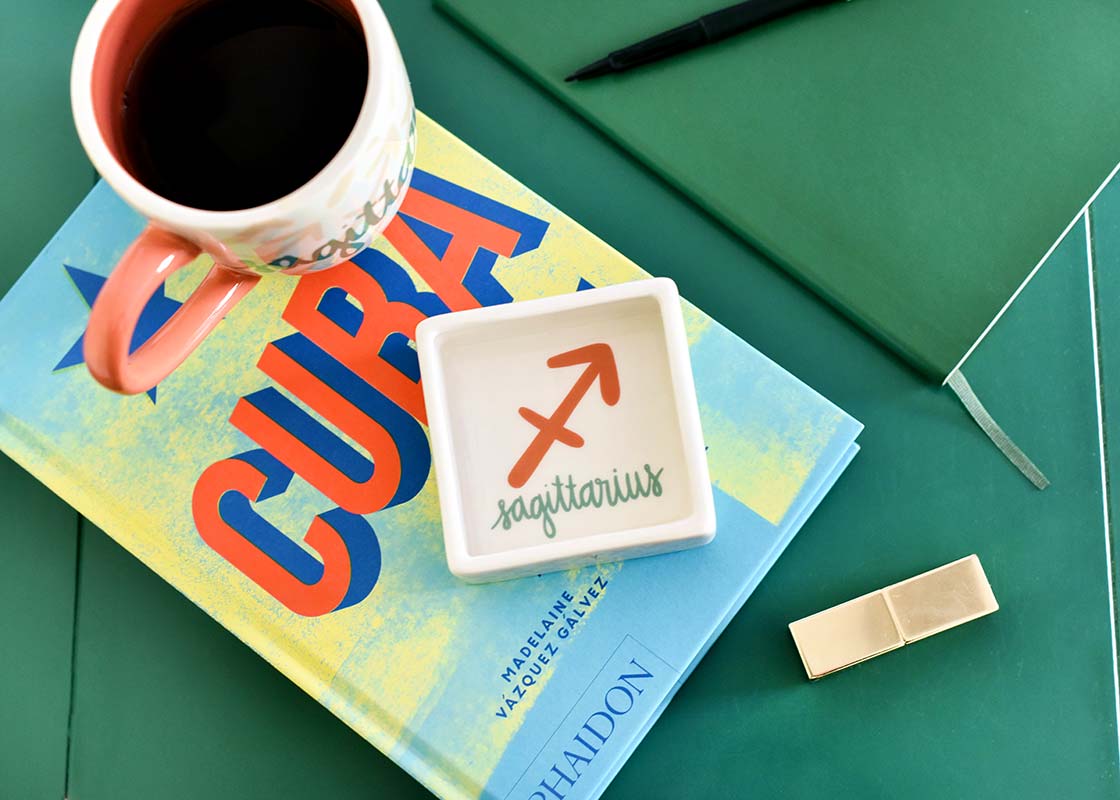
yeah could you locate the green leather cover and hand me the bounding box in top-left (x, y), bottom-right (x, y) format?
top-left (435, 0), bottom-right (1120, 380)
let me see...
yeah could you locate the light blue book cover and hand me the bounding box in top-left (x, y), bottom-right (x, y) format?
top-left (0, 113), bottom-right (861, 799)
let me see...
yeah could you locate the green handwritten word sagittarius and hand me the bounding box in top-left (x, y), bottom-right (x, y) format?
top-left (491, 464), bottom-right (665, 539)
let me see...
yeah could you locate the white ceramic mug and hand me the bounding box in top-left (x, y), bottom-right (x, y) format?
top-left (71, 0), bottom-right (415, 395)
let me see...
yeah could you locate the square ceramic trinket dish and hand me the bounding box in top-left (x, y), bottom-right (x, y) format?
top-left (416, 278), bottom-right (715, 583)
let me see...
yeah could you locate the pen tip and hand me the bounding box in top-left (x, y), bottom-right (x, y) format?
top-left (564, 58), bottom-right (613, 83)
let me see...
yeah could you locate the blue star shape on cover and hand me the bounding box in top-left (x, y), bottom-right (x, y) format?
top-left (54, 265), bottom-right (184, 403)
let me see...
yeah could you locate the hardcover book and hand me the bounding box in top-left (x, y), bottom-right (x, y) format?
top-left (0, 112), bottom-right (861, 799)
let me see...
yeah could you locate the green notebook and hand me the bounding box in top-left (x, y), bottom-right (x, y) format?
top-left (435, 0), bottom-right (1120, 380)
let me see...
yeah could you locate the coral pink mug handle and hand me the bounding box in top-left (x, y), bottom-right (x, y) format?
top-left (84, 225), bottom-right (261, 395)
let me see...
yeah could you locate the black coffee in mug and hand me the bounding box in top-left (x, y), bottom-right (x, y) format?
top-left (120, 0), bottom-right (368, 211)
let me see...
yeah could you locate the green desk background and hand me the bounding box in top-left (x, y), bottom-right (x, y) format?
top-left (1, 2), bottom-right (1117, 798)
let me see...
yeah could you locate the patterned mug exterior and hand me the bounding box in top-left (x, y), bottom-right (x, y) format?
top-left (71, 0), bottom-right (415, 395)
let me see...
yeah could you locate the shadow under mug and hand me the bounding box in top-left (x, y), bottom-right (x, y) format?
top-left (70, 0), bottom-right (415, 395)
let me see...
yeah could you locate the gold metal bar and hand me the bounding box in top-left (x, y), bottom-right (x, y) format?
top-left (884, 554), bottom-right (999, 643)
top-left (788, 555), bottom-right (999, 680)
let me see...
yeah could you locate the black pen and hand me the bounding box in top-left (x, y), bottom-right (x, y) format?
top-left (565, 0), bottom-right (839, 82)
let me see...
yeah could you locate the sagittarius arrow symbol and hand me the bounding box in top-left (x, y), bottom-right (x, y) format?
top-left (507, 343), bottom-right (620, 489)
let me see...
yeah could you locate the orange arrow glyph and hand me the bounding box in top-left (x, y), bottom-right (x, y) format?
top-left (507, 343), bottom-right (620, 489)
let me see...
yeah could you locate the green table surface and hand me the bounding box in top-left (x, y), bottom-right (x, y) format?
top-left (2, 2), bottom-right (1118, 799)
top-left (0, 2), bottom-right (89, 798)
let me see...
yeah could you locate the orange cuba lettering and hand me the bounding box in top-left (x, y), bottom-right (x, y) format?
top-left (230, 332), bottom-right (430, 515)
top-left (190, 168), bottom-right (550, 616)
top-left (386, 186), bottom-right (519, 311)
top-left (191, 449), bottom-right (380, 617)
top-left (282, 249), bottom-right (448, 425)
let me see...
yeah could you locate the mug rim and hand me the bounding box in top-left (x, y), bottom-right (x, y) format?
top-left (71, 0), bottom-right (398, 233)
